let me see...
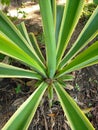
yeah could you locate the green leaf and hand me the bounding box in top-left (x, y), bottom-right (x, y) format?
top-left (0, 11), bottom-right (32, 53)
top-left (0, 63), bottom-right (42, 80)
top-left (56, 4), bottom-right (64, 44)
top-left (17, 22), bottom-right (45, 64)
top-left (39, 0), bottom-right (56, 78)
top-left (17, 22), bottom-right (33, 47)
top-left (0, 11), bottom-right (45, 70)
top-left (54, 82), bottom-right (95, 130)
top-left (58, 41), bottom-right (98, 77)
top-left (56, 0), bottom-right (85, 65)
top-left (0, 34), bottom-right (47, 77)
top-left (48, 85), bottom-right (53, 108)
top-left (2, 82), bottom-right (48, 130)
top-left (56, 74), bottom-right (74, 81)
top-left (29, 33), bottom-right (45, 63)
top-left (59, 6), bottom-right (98, 69)
top-left (15, 84), bottom-right (21, 94)
top-left (50, 0), bottom-right (56, 27)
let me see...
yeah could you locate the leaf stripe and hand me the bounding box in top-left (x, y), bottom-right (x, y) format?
top-left (54, 82), bottom-right (94, 130)
top-left (0, 11), bottom-right (45, 70)
top-left (59, 6), bottom-right (98, 69)
top-left (57, 41), bottom-right (98, 77)
top-left (2, 82), bottom-right (48, 130)
top-left (0, 34), bottom-right (47, 77)
top-left (0, 63), bottom-right (42, 80)
top-left (56, 0), bottom-right (84, 66)
top-left (39, 0), bottom-right (56, 78)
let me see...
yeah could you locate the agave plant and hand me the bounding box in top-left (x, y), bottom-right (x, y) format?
top-left (0, 0), bottom-right (98, 129)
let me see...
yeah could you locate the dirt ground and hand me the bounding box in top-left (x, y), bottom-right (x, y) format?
top-left (0, 1), bottom-right (98, 130)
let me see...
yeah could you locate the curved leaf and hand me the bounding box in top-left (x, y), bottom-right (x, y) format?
top-left (0, 34), bottom-right (47, 77)
top-left (59, 6), bottom-right (98, 69)
top-left (0, 11), bottom-right (45, 70)
top-left (56, 0), bottom-right (85, 65)
top-left (2, 82), bottom-right (48, 130)
top-left (54, 82), bottom-right (94, 130)
top-left (17, 22), bottom-right (45, 63)
top-left (0, 63), bottom-right (42, 80)
top-left (57, 41), bottom-right (98, 77)
top-left (0, 11), bottom-right (32, 51)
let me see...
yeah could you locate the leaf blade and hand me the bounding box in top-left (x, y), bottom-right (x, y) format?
top-left (57, 41), bottom-right (98, 77)
top-left (54, 82), bottom-right (95, 130)
top-left (29, 33), bottom-right (45, 63)
top-left (17, 22), bottom-right (33, 47)
top-left (56, 0), bottom-right (85, 65)
top-left (39, 0), bottom-right (56, 78)
top-left (0, 34), bottom-right (47, 77)
top-left (0, 63), bottom-right (42, 80)
top-left (59, 6), bottom-right (98, 69)
top-left (2, 82), bottom-right (48, 130)
top-left (0, 11), bottom-right (45, 70)
top-left (50, 0), bottom-right (56, 27)
top-left (56, 4), bottom-right (64, 44)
